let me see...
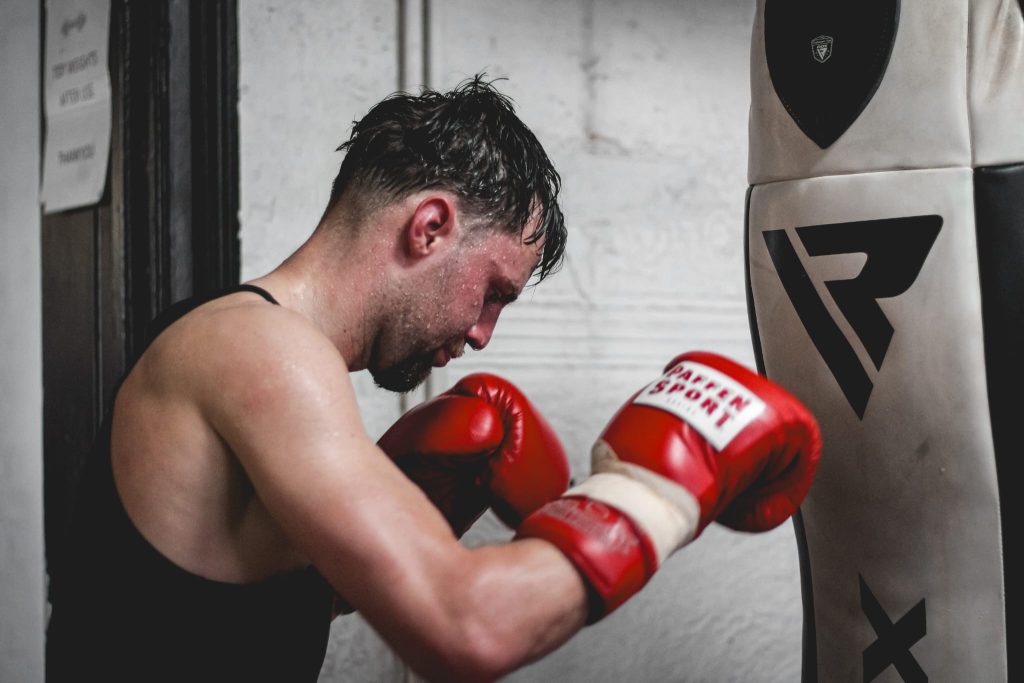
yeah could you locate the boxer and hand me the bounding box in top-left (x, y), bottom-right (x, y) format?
top-left (47, 75), bottom-right (820, 682)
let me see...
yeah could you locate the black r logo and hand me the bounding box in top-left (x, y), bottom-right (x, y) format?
top-left (763, 215), bottom-right (941, 418)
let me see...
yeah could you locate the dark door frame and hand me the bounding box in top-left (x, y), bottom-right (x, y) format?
top-left (41, 0), bottom-right (239, 615)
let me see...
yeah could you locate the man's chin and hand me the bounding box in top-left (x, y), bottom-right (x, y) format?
top-left (370, 359), bottom-right (434, 393)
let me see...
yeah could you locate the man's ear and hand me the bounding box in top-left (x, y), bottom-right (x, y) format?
top-left (404, 195), bottom-right (456, 258)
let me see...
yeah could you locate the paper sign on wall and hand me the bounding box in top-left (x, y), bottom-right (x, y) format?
top-left (40, 0), bottom-right (112, 214)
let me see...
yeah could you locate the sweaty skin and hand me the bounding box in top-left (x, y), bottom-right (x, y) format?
top-left (111, 191), bottom-right (588, 682)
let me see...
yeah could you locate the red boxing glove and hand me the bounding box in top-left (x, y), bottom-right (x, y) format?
top-left (378, 373), bottom-right (571, 536)
top-left (517, 352), bottom-right (821, 618)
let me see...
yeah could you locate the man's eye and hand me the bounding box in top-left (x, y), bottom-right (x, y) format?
top-left (485, 286), bottom-right (518, 306)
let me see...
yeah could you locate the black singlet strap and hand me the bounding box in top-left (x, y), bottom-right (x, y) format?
top-left (230, 284), bottom-right (280, 305)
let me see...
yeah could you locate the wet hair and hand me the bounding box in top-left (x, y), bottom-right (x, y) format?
top-left (326, 75), bottom-right (566, 281)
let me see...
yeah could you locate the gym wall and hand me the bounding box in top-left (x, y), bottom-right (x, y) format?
top-left (0, 0), bottom-right (46, 681)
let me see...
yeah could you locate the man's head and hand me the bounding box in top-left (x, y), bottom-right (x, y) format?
top-left (371, 200), bottom-right (545, 392)
top-left (323, 76), bottom-right (567, 392)
top-left (325, 75), bottom-right (565, 280)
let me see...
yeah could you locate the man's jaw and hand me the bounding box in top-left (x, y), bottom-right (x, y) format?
top-left (370, 351), bottom-right (434, 393)
top-left (371, 339), bottom-right (466, 392)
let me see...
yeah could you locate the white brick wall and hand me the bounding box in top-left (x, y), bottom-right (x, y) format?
top-left (238, 2), bottom-right (802, 681)
top-left (0, 0), bottom-right (45, 680)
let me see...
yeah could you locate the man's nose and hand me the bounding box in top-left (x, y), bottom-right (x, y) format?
top-left (465, 306), bottom-right (501, 350)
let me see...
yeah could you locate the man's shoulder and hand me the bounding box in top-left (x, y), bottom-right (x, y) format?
top-left (140, 293), bottom-right (350, 406)
top-left (189, 292), bottom-right (327, 349)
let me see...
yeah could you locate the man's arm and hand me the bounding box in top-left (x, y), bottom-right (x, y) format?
top-left (198, 305), bottom-right (588, 681)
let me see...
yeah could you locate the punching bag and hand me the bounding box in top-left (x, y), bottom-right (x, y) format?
top-left (745, 1), bottom-right (1023, 681)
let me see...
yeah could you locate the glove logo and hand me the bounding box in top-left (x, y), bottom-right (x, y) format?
top-left (762, 215), bottom-right (942, 419)
top-left (811, 35), bottom-right (833, 63)
top-left (634, 361), bottom-right (766, 450)
top-left (543, 499), bottom-right (640, 555)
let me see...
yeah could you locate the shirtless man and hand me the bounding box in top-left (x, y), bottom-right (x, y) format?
top-left (46, 77), bottom-right (820, 682)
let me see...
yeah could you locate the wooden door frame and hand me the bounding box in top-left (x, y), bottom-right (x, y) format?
top-left (42, 0), bottom-right (239, 612)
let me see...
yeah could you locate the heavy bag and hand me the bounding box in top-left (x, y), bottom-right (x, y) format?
top-left (745, 1), bottom-right (1024, 681)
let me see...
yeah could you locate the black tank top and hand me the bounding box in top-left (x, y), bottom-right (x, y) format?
top-left (46, 285), bottom-right (334, 682)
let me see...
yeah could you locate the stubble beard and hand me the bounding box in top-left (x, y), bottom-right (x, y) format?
top-left (369, 310), bottom-right (446, 394)
top-left (370, 350), bottom-right (435, 393)
top-left (372, 249), bottom-right (466, 393)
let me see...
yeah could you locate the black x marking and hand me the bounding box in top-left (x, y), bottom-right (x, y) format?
top-left (860, 574), bottom-right (927, 682)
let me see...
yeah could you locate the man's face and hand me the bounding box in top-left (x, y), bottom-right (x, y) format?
top-left (371, 226), bottom-right (542, 392)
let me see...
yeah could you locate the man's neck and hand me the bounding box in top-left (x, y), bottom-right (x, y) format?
top-left (247, 231), bottom-right (386, 371)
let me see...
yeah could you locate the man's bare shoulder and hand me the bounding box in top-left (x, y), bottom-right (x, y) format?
top-left (139, 291), bottom-right (354, 416)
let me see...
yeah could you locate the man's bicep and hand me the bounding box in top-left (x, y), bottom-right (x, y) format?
top-left (200, 336), bottom-right (591, 679)
top-left (203, 330), bottom-right (458, 600)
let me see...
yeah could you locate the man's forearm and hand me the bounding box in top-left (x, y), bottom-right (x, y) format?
top-left (356, 538), bottom-right (588, 683)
